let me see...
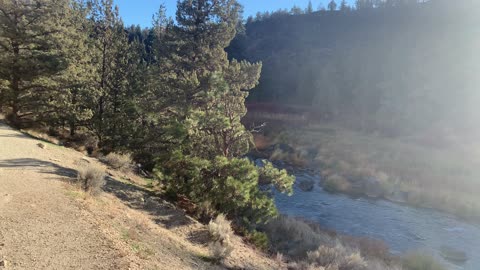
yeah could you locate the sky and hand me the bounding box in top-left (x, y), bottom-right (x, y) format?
top-left (114, 0), bottom-right (355, 27)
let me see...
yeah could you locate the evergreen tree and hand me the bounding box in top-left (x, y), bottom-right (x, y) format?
top-left (290, 5), bottom-right (303, 15)
top-left (0, 0), bottom-right (70, 126)
top-left (55, 0), bottom-right (99, 135)
top-left (317, 3), bottom-right (327, 11)
top-left (340, 0), bottom-right (351, 11)
top-left (87, 0), bottom-right (133, 147)
top-left (328, 0), bottom-right (338, 11)
top-left (157, 0), bottom-right (294, 226)
top-left (306, 1), bottom-right (314, 13)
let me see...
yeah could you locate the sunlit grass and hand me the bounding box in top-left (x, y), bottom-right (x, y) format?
top-left (300, 123), bottom-right (480, 219)
top-left (255, 116), bottom-right (480, 220)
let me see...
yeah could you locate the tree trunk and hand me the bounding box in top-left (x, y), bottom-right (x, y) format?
top-left (11, 39), bottom-right (21, 127)
top-left (69, 119), bottom-right (76, 136)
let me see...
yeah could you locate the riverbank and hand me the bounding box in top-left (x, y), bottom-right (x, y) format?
top-left (249, 117), bottom-right (480, 222)
top-left (272, 166), bottom-right (480, 270)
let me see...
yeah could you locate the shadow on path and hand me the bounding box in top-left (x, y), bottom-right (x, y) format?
top-left (0, 157), bottom-right (196, 233)
top-left (103, 177), bottom-right (196, 229)
top-left (0, 158), bottom-right (77, 179)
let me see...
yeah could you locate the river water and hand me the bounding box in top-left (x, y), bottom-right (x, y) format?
top-left (273, 168), bottom-right (480, 270)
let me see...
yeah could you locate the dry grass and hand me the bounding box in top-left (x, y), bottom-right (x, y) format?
top-left (101, 152), bottom-right (133, 172)
top-left (262, 120), bottom-right (480, 220)
top-left (208, 214), bottom-right (234, 262)
top-left (264, 216), bottom-right (334, 258)
top-left (21, 128), bottom-right (60, 145)
top-left (263, 216), bottom-right (439, 270)
top-left (306, 244), bottom-right (367, 270)
top-left (77, 164), bottom-right (105, 196)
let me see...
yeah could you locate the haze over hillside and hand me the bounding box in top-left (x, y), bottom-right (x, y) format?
top-left (229, 0), bottom-right (480, 136)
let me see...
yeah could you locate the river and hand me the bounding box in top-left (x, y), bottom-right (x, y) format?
top-left (272, 166), bottom-right (480, 270)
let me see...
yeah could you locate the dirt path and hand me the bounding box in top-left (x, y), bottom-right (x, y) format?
top-left (0, 121), bottom-right (282, 270)
top-left (0, 123), bottom-right (128, 269)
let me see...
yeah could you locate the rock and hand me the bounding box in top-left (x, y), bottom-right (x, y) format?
top-left (80, 157), bottom-right (91, 163)
top-left (440, 246), bottom-right (468, 263)
top-left (298, 179), bottom-right (314, 192)
top-left (37, 143), bottom-right (46, 149)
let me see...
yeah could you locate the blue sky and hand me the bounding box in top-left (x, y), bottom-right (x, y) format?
top-left (114, 0), bottom-right (355, 27)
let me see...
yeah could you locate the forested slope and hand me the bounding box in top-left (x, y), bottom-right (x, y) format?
top-left (229, 0), bottom-right (480, 135)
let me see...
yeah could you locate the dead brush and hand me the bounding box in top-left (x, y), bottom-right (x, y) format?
top-left (101, 152), bottom-right (133, 172)
top-left (208, 214), bottom-right (235, 262)
top-left (77, 164), bottom-right (105, 196)
top-left (306, 244), bottom-right (367, 270)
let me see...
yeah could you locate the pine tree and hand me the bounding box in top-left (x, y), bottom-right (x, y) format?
top-left (87, 0), bottom-right (133, 147)
top-left (306, 1), bottom-right (314, 13)
top-left (0, 0), bottom-right (71, 126)
top-left (290, 5), bottom-right (303, 15)
top-left (156, 0), bottom-right (294, 226)
top-left (54, 0), bottom-right (99, 135)
top-left (328, 0), bottom-right (338, 11)
top-left (340, 0), bottom-right (351, 11)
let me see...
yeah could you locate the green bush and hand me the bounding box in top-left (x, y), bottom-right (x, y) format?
top-left (156, 152), bottom-right (294, 226)
top-left (323, 174), bottom-right (351, 193)
top-left (246, 230), bottom-right (269, 252)
top-left (402, 252), bottom-right (447, 270)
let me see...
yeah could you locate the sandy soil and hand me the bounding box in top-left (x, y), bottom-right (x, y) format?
top-left (0, 121), bottom-right (283, 270)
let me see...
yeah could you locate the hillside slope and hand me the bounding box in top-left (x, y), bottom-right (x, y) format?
top-left (0, 120), bottom-right (282, 270)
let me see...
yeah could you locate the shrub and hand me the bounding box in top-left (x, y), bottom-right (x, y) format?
top-left (264, 216), bottom-right (402, 269)
top-left (157, 154), bottom-right (293, 226)
top-left (77, 164), bottom-right (105, 195)
top-left (209, 241), bottom-right (233, 262)
top-left (307, 245), bottom-right (344, 266)
top-left (307, 244), bottom-right (367, 270)
top-left (402, 252), bottom-right (447, 270)
top-left (208, 214), bottom-right (234, 261)
top-left (102, 152), bottom-right (132, 171)
top-left (340, 236), bottom-right (389, 261)
top-left (264, 216), bottom-right (334, 258)
top-left (245, 230), bottom-right (269, 252)
top-left (209, 214), bottom-right (234, 242)
top-left (323, 174), bottom-right (351, 193)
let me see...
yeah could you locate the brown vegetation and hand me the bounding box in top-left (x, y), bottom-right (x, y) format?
top-left (208, 214), bottom-right (235, 261)
top-left (262, 216), bottom-right (406, 269)
top-left (101, 152), bottom-right (133, 172)
top-left (77, 164), bottom-right (105, 195)
top-left (249, 110), bottom-right (480, 220)
top-left (402, 252), bottom-right (447, 270)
